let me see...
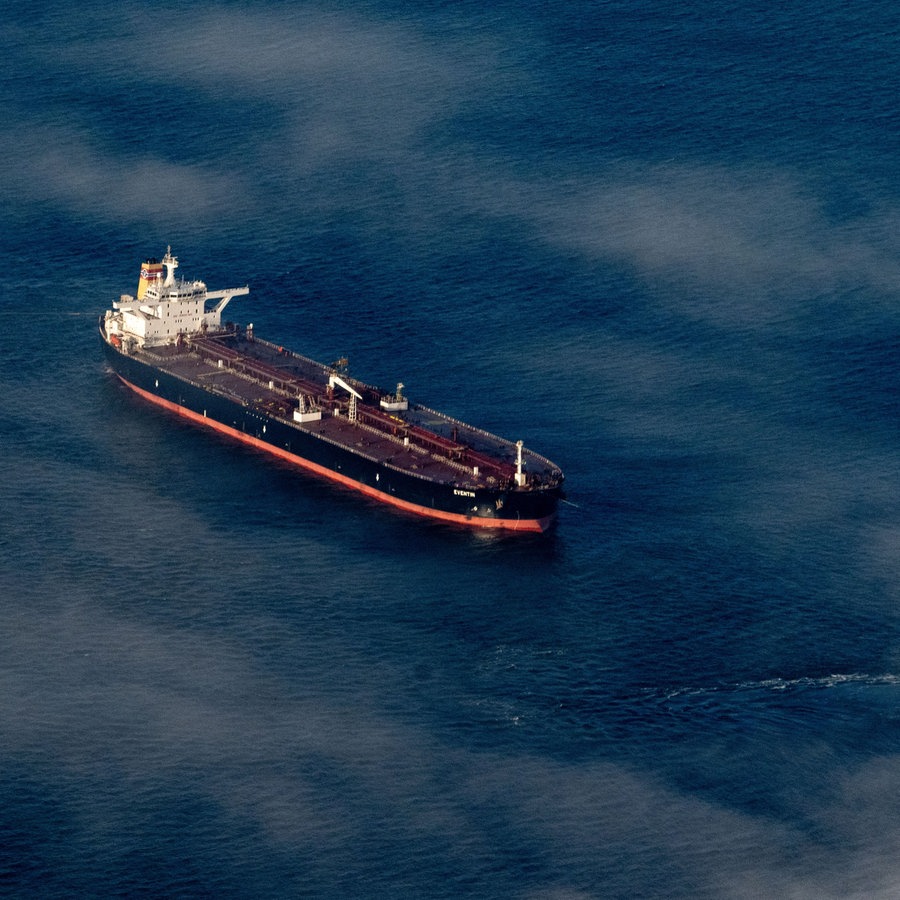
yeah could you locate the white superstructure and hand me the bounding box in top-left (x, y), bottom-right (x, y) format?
top-left (104, 246), bottom-right (249, 349)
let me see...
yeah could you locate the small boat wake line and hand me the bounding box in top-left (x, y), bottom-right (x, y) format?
top-left (650, 672), bottom-right (900, 702)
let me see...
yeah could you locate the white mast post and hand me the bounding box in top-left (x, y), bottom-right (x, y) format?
top-left (515, 440), bottom-right (526, 487)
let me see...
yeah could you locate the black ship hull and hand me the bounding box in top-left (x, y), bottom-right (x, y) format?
top-left (100, 327), bottom-right (560, 532)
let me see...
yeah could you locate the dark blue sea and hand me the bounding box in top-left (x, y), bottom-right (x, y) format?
top-left (3, 1), bottom-right (900, 896)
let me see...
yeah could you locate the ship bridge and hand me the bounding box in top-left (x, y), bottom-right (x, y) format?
top-left (107, 246), bottom-right (248, 348)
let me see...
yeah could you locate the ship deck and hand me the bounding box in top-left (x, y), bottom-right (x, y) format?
top-left (131, 330), bottom-right (562, 493)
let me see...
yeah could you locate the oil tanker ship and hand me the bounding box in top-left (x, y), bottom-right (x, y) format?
top-left (100, 248), bottom-right (564, 532)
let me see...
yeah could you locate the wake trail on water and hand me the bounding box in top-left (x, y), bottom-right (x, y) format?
top-left (656, 672), bottom-right (900, 700)
top-left (633, 673), bottom-right (900, 737)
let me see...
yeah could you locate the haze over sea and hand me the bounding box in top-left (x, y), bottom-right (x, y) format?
top-left (3, 1), bottom-right (900, 896)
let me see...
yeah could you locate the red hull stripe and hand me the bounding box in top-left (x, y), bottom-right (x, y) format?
top-left (116, 375), bottom-right (553, 533)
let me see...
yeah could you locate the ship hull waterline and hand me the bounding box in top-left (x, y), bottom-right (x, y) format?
top-left (101, 331), bottom-right (558, 533)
